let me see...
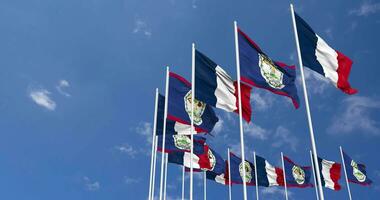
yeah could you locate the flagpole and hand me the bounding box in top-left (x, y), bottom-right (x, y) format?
top-left (228, 148), bottom-right (232, 200)
top-left (340, 146), bottom-right (353, 200)
top-left (190, 42), bottom-right (195, 200)
top-left (164, 154), bottom-right (168, 200)
top-left (149, 89), bottom-right (159, 200)
top-left (204, 171), bottom-right (207, 200)
top-left (152, 135), bottom-right (159, 200)
top-left (289, 4), bottom-right (325, 200)
top-left (310, 150), bottom-right (319, 200)
top-left (182, 165), bottom-right (185, 200)
top-left (281, 152), bottom-right (289, 200)
top-left (234, 20), bottom-right (248, 200)
top-left (253, 151), bottom-right (259, 200)
top-left (159, 66), bottom-right (170, 200)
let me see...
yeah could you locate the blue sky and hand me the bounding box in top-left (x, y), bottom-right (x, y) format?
top-left (0, 0), bottom-right (379, 199)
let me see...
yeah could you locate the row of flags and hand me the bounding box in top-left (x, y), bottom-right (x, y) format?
top-left (149, 5), bottom-right (367, 200)
top-left (157, 134), bottom-right (372, 190)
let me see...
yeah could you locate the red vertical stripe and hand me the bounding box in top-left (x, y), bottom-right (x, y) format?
top-left (275, 167), bottom-right (285, 186)
top-left (233, 81), bottom-right (252, 122)
top-left (330, 163), bottom-right (342, 190)
top-left (336, 51), bottom-right (358, 95)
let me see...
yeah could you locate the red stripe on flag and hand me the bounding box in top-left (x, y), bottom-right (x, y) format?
top-left (233, 81), bottom-right (252, 122)
top-left (330, 162), bottom-right (342, 190)
top-left (336, 51), bottom-right (358, 95)
top-left (275, 167), bottom-right (285, 186)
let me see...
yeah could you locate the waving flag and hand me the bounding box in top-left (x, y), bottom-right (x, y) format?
top-left (228, 152), bottom-right (255, 185)
top-left (238, 28), bottom-right (300, 108)
top-left (294, 13), bottom-right (357, 95)
top-left (185, 147), bottom-right (226, 175)
top-left (317, 157), bottom-right (342, 190)
top-left (195, 50), bottom-right (252, 122)
top-left (283, 156), bottom-right (313, 188)
top-left (156, 135), bottom-right (206, 154)
top-left (255, 155), bottom-right (284, 187)
top-left (156, 94), bottom-right (200, 135)
top-left (168, 72), bottom-right (219, 133)
top-left (207, 170), bottom-right (229, 185)
top-left (342, 151), bottom-right (372, 186)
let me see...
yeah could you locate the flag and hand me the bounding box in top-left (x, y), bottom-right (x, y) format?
top-left (255, 155), bottom-right (284, 187)
top-left (167, 144), bottom-right (223, 172)
top-left (238, 28), bottom-right (300, 108)
top-left (156, 94), bottom-right (200, 135)
top-left (294, 12), bottom-right (357, 95)
top-left (228, 152), bottom-right (256, 185)
top-left (342, 151), bottom-right (372, 186)
top-left (283, 156), bottom-right (313, 188)
top-left (168, 72), bottom-right (219, 133)
top-left (206, 170), bottom-right (229, 185)
top-left (156, 135), bottom-right (206, 154)
top-left (317, 157), bottom-right (342, 190)
top-left (195, 50), bottom-right (252, 122)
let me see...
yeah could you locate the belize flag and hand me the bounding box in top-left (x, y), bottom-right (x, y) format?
top-left (168, 72), bottom-right (219, 133)
top-left (342, 150), bottom-right (372, 186)
top-left (195, 50), bottom-right (252, 122)
top-left (294, 12), bottom-right (357, 95)
top-left (317, 157), bottom-right (342, 190)
top-left (255, 155), bottom-right (284, 187)
top-left (206, 171), bottom-right (229, 185)
top-left (283, 156), bottom-right (313, 188)
top-left (238, 28), bottom-right (300, 108)
top-left (156, 94), bottom-right (201, 135)
top-left (156, 134), bottom-right (206, 154)
top-left (228, 152), bottom-right (256, 185)
top-left (185, 146), bottom-right (226, 175)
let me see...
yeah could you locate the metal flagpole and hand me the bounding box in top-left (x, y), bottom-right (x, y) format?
top-left (253, 151), bottom-right (259, 200)
top-left (204, 171), bottom-right (207, 200)
top-left (310, 150), bottom-right (320, 200)
top-left (281, 152), bottom-right (289, 200)
top-left (190, 43), bottom-right (195, 200)
top-left (340, 146), bottom-right (353, 200)
top-left (182, 165), bottom-right (185, 200)
top-left (152, 135), bottom-right (159, 200)
top-left (159, 67), bottom-right (170, 200)
top-left (149, 89), bottom-right (159, 200)
top-left (164, 154), bottom-right (168, 200)
top-left (290, 4), bottom-right (325, 200)
top-left (233, 20), bottom-right (248, 200)
top-left (228, 148), bottom-right (232, 200)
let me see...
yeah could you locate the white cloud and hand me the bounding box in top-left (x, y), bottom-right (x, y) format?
top-left (328, 96), bottom-right (380, 135)
top-left (272, 126), bottom-right (298, 152)
top-left (133, 19), bottom-right (152, 38)
top-left (115, 143), bottom-right (138, 158)
top-left (56, 79), bottom-right (71, 97)
top-left (124, 177), bottom-right (141, 184)
top-left (136, 122), bottom-right (153, 143)
top-left (29, 88), bottom-right (56, 111)
top-left (261, 187), bottom-right (293, 198)
top-left (251, 91), bottom-right (275, 111)
top-left (324, 28), bottom-right (333, 39)
top-left (83, 176), bottom-right (100, 191)
top-left (212, 119), bottom-right (224, 135)
top-left (191, 0), bottom-right (198, 8)
top-left (244, 123), bottom-right (270, 140)
top-left (350, 1), bottom-right (380, 16)
top-left (298, 67), bottom-right (330, 95)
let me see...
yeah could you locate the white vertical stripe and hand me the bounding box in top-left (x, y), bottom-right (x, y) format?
top-left (215, 66), bottom-right (237, 112)
top-left (315, 35), bottom-right (339, 87)
top-left (321, 159), bottom-right (336, 190)
top-left (265, 160), bottom-right (279, 186)
top-left (174, 122), bottom-right (196, 135)
top-left (183, 152), bottom-right (201, 169)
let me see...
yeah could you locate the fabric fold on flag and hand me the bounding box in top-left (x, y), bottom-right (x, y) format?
top-left (294, 12), bottom-right (357, 95)
top-left (255, 155), bottom-right (284, 187)
top-left (168, 72), bottom-right (219, 133)
top-left (317, 157), bottom-right (342, 190)
top-left (195, 50), bottom-right (252, 122)
top-left (238, 28), bottom-right (300, 108)
top-left (342, 150), bottom-right (372, 186)
top-left (283, 156), bottom-right (313, 188)
top-left (227, 152), bottom-right (256, 185)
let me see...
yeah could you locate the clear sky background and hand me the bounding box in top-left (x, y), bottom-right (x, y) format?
top-left (0, 0), bottom-right (379, 199)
